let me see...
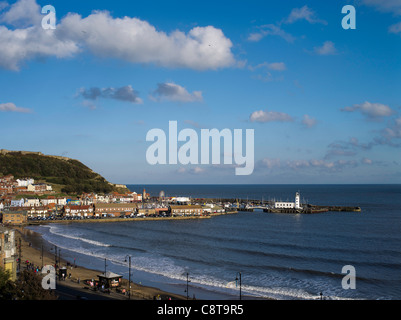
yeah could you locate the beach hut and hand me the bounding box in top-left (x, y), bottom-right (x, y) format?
top-left (97, 271), bottom-right (122, 289)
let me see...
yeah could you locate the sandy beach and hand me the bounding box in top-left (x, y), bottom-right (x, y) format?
top-left (15, 226), bottom-right (187, 300)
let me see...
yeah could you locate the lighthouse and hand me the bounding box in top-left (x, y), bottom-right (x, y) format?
top-left (295, 192), bottom-right (302, 209)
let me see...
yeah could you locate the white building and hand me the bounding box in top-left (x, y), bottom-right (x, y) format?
top-left (274, 192), bottom-right (302, 210)
top-left (95, 195), bottom-right (110, 203)
top-left (275, 202), bottom-right (295, 209)
top-left (16, 178), bottom-right (34, 187)
top-left (11, 199), bottom-right (24, 207)
top-left (57, 198), bottom-right (67, 206)
top-left (41, 197), bottom-right (57, 206)
top-left (24, 198), bottom-right (40, 207)
top-left (171, 197), bottom-right (190, 204)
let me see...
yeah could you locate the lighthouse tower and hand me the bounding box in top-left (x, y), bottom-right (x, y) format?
top-left (295, 192), bottom-right (302, 209)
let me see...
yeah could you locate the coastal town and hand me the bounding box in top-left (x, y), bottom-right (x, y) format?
top-left (0, 173), bottom-right (230, 295)
top-left (1, 173), bottom-right (362, 300)
top-left (0, 174), bottom-right (234, 226)
top-left (0, 174), bottom-right (361, 226)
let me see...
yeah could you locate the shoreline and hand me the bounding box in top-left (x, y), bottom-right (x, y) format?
top-left (15, 226), bottom-right (188, 300)
top-left (17, 223), bottom-right (269, 300)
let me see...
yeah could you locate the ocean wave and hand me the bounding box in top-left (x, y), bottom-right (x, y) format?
top-left (98, 252), bottom-right (356, 300)
top-left (38, 231), bottom-right (359, 300)
top-left (48, 226), bottom-right (111, 247)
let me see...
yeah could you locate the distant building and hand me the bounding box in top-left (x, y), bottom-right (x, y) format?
top-left (27, 206), bottom-right (48, 218)
top-left (41, 196), bottom-right (57, 206)
top-left (143, 189), bottom-right (150, 200)
top-left (24, 198), bottom-right (40, 207)
top-left (10, 198), bottom-right (24, 207)
top-left (0, 226), bottom-right (17, 281)
top-left (0, 175), bottom-right (14, 183)
top-left (137, 208), bottom-right (156, 216)
top-left (171, 197), bottom-right (191, 204)
top-left (202, 204), bottom-right (225, 214)
top-left (95, 194), bottom-right (110, 203)
top-left (26, 184), bottom-right (52, 193)
top-left (274, 192), bottom-right (302, 210)
top-left (169, 205), bottom-right (203, 216)
top-left (1, 211), bottom-right (28, 225)
top-left (63, 205), bottom-right (94, 218)
top-left (14, 186), bottom-right (28, 193)
top-left (67, 199), bottom-right (80, 205)
top-left (57, 197), bottom-right (67, 206)
top-left (16, 178), bottom-right (34, 187)
top-left (94, 203), bottom-right (137, 217)
top-left (110, 192), bottom-right (134, 203)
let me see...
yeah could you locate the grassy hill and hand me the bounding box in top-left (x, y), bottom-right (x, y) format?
top-left (0, 150), bottom-right (128, 195)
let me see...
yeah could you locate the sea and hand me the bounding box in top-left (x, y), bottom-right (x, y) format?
top-left (26, 184), bottom-right (401, 300)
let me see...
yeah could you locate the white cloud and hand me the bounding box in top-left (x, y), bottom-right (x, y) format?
top-left (361, 158), bottom-right (373, 165)
top-left (249, 61), bottom-right (286, 71)
top-left (360, 0), bottom-right (401, 35)
top-left (286, 5), bottom-right (327, 25)
top-left (0, 0), bottom-right (40, 27)
top-left (56, 11), bottom-right (235, 71)
top-left (382, 116), bottom-right (401, 139)
top-left (360, 0), bottom-right (401, 15)
top-left (150, 82), bottom-right (203, 103)
top-left (314, 41), bottom-right (337, 55)
top-left (260, 158), bottom-right (281, 169)
top-left (248, 5), bottom-right (326, 43)
top-left (247, 24), bottom-right (295, 43)
top-left (341, 101), bottom-right (395, 119)
top-left (0, 0), bottom-right (236, 71)
top-left (0, 102), bottom-right (32, 113)
top-left (250, 109), bottom-right (293, 123)
top-left (0, 0), bottom-right (79, 70)
top-left (0, 25), bottom-right (79, 71)
top-left (259, 157), bottom-right (357, 172)
top-left (265, 62), bottom-right (286, 71)
top-left (301, 114), bottom-right (317, 128)
top-left (389, 21), bottom-right (401, 34)
top-left (177, 166), bottom-right (206, 174)
top-left (0, 2), bottom-right (8, 11)
top-left (79, 85), bottom-right (143, 104)
top-left (247, 32), bottom-right (264, 42)
top-left (248, 62), bottom-right (286, 82)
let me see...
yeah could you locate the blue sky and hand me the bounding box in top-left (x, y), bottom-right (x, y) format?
top-left (1, 0), bottom-right (401, 184)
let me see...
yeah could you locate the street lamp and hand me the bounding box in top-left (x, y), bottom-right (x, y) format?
top-left (50, 246), bottom-right (58, 282)
top-left (184, 272), bottom-right (191, 300)
top-left (124, 255), bottom-right (132, 300)
top-left (41, 245), bottom-right (44, 269)
top-left (235, 272), bottom-right (242, 300)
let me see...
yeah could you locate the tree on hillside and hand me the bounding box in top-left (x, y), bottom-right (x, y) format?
top-left (0, 268), bottom-right (15, 300)
top-left (0, 267), bottom-right (57, 300)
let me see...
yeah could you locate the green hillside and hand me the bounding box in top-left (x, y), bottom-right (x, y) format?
top-left (0, 151), bottom-right (127, 194)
